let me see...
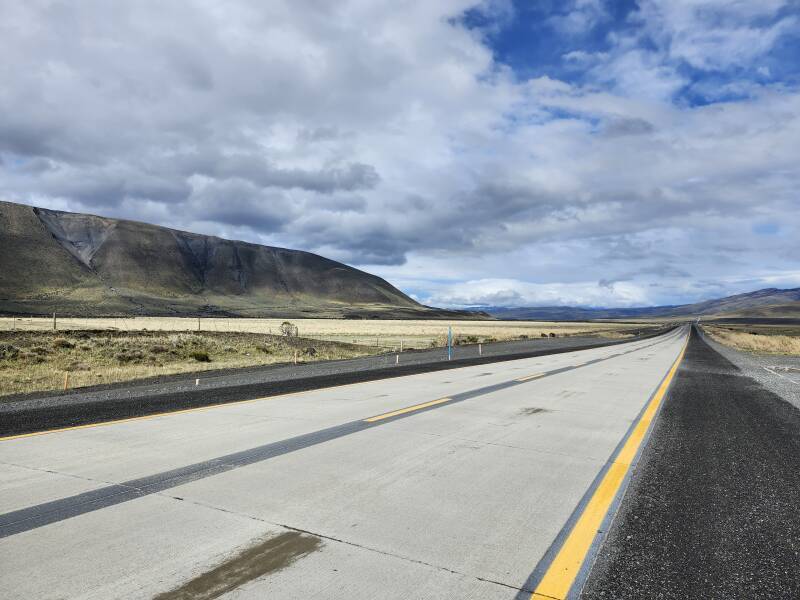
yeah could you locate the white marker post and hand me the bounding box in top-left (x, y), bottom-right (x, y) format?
top-left (447, 326), bottom-right (452, 361)
top-left (479, 343), bottom-right (482, 356)
top-left (396, 354), bottom-right (399, 365)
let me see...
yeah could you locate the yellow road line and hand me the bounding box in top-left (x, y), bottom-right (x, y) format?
top-left (0, 394), bottom-right (295, 442)
top-left (530, 335), bottom-right (688, 600)
top-left (363, 397), bottom-right (452, 422)
top-left (516, 373), bottom-right (546, 382)
top-left (0, 351), bottom-right (552, 442)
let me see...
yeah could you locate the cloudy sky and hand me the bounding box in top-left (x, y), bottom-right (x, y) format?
top-left (2, 1), bottom-right (799, 308)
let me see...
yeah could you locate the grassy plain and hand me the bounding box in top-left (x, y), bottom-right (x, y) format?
top-left (0, 317), bottom-right (644, 397)
top-left (0, 330), bottom-right (378, 398)
top-left (703, 325), bottom-right (800, 355)
top-left (0, 316), bottom-right (643, 349)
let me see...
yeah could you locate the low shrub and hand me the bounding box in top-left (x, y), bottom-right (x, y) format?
top-left (65, 361), bottom-right (90, 372)
top-left (115, 350), bottom-right (144, 363)
top-left (190, 351), bottom-right (211, 362)
top-left (53, 338), bottom-right (75, 349)
top-left (0, 343), bottom-right (19, 360)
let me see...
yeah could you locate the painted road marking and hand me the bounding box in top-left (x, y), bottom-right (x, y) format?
top-left (763, 366), bottom-right (800, 385)
top-left (0, 389), bottom-right (313, 442)
top-left (516, 373), bottom-right (545, 382)
top-left (364, 397), bottom-right (452, 422)
top-left (0, 331), bottom-right (684, 539)
top-left (1, 331), bottom-right (678, 443)
top-left (529, 333), bottom-right (688, 600)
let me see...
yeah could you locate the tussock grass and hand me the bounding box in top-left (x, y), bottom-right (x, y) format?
top-left (704, 326), bottom-right (800, 356)
top-left (0, 330), bottom-right (378, 398)
top-left (0, 316), bottom-right (641, 349)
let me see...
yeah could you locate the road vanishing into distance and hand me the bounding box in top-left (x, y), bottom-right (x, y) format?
top-left (2, 326), bottom-right (798, 599)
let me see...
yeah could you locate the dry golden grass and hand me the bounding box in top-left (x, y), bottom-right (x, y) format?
top-left (0, 316), bottom-right (641, 349)
top-left (703, 326), bottom-right (800, 356)
top-left (0, 330), bottom-right (378, 398)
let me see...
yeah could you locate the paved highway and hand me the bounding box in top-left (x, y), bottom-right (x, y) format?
top-left (2, 328), bottom-right (689, 598)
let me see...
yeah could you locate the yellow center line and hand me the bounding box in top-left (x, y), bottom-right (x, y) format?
top-left (516, 372), bottom-right (546, 382)
top-left (363, 397), bottom-right (452, 422)
top-left (529, 335), bottom-right (689, 600)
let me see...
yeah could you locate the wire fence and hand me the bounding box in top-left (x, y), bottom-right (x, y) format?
top-left (0, 315), bottom-right (637, 350)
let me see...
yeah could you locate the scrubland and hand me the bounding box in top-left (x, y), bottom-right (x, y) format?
top-left (703, 325), bottom-right (800, 356)
top-left (0, 316), bottom-right (641, 349)
top-left (0, 330), bottom-right (377, 398)
top-left (0, 317), bottom-right (645, 397)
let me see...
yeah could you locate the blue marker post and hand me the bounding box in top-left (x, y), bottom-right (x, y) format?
top-left (447, 326), bottom-right (452, 361)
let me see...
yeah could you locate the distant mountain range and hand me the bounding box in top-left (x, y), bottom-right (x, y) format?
top-left (4, 200), bottom-right (796, 323)
top-left (0, 201), bottom-right (481, 319)
top-left (481, 287), bottom-right (800, 321)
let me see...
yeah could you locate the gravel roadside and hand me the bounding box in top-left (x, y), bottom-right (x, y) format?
top-left (699, 328), bottom-right (800, 410)
top-left (583, 326), bottom-right (800, 599)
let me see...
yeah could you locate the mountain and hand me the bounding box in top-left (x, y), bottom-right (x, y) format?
top-left (0, 201), bottom-right (477, 319)
top-left (483, 288), bottom-right (800, 321)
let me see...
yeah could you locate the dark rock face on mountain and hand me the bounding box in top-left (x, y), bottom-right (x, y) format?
top-left (0, 201), bottom-right (462, 318)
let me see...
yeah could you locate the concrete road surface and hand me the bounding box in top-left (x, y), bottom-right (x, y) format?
top-left (0, 328), bottom-right (687, 599)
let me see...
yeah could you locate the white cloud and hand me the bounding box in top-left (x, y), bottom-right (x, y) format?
top-left (634, 0), bottom-right (799, 71)
top-left (427, 278), bottom-right (651, 308)
top-left (0, 0), bottom-right (798, 307)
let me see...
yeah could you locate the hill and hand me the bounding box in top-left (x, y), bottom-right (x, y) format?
top-left (484, 287), bottom-right (800, 321)
top-left (0, 201), bottom-right (475, 319)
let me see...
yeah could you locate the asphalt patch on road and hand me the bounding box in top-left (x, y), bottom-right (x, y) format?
top-left (582, 326), bottom-right (800, 598)
top-left (153, 531), bottom-right (322, 600)
top-left (519, 407), bottom-right (548, 416)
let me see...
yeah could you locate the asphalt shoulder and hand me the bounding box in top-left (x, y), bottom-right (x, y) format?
top-left (582, 325), bottom-right (800, 598)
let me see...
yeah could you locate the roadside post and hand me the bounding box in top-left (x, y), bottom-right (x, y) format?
top-left (448, 326), bottom-right (452, 361)
top-left (479, 343), bottom-right (482, 356)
